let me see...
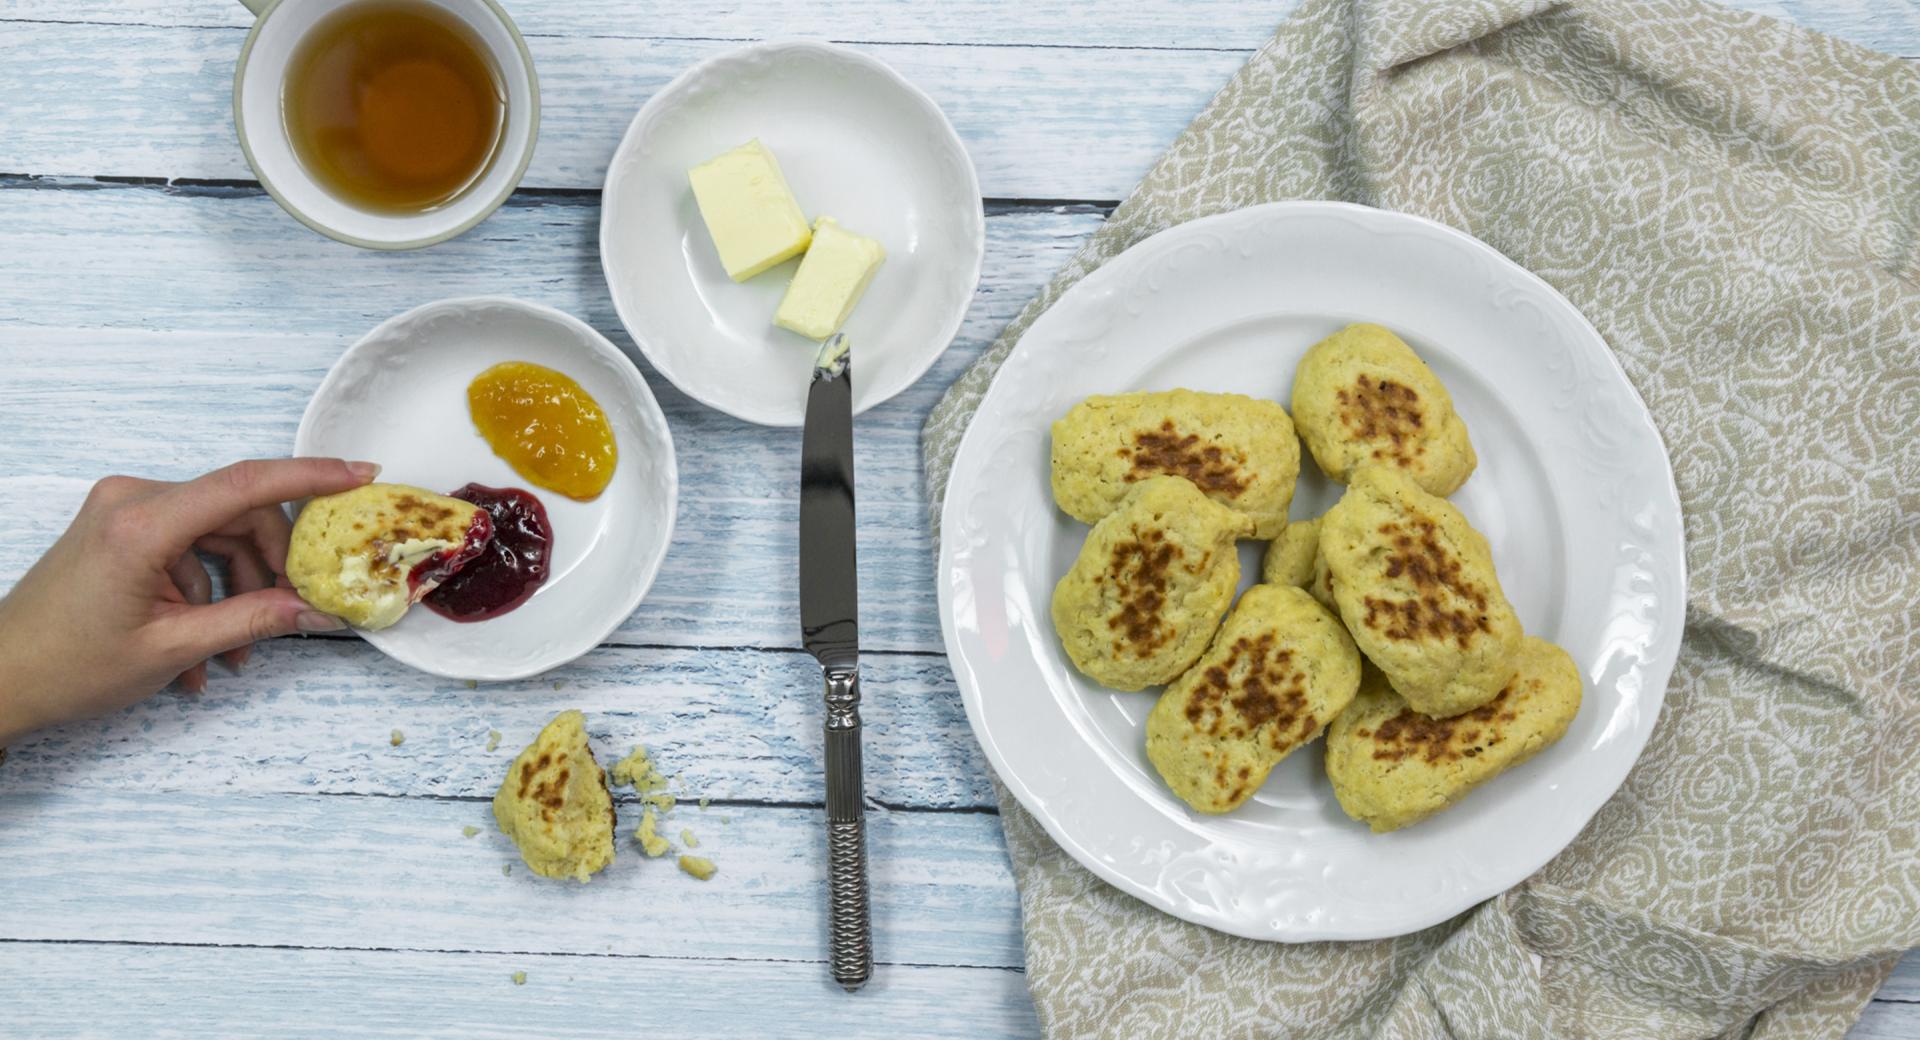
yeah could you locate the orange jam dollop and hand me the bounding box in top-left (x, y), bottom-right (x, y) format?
top-left (467, 362), bottom-right (618, 501)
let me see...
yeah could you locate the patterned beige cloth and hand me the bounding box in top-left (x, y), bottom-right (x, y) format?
top-left (920, 0), bottom-right (1920, 1035)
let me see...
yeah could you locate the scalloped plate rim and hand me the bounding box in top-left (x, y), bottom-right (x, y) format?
top-left (936, 200), bottom-right (1686, 942)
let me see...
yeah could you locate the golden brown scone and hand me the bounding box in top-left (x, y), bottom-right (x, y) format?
top-left (1259, 515), bottom-right (1339, 613)
top-left (1051, 389), bottom-right (1300, 538)
top-left (1326, 638), bottom-right (1582, 831)
top-left (1321, 465), bottom-right (1521, 717)
top-left (1260, 518), bottom-right (1320, 588)
top-left (492, 710), bottom-right (617, 882)
top-left (1051, 476), bottom-right (1254, 691)
top-left (286, 483), bottom-right (491, 630)
top-left (1291, 324), bottom-right (1476, 496)
top-left (1146, 585), bottom-right (1361, 813)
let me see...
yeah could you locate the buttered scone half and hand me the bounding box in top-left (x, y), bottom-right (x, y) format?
top-left (493, 710), bottom-right (617, 882)
top-left (1326, 638), bottom-right (1582, 831)
top-left (287, 483), bottom-right (492, 630)
top-left (1146, 585), bottom-right (1361, 813)
top-left (1321, 465), bottom-right (1521, 717)
top-left (1260, 516), bottom-right (1337, 613)
top-left (1291, 324), bottom-right (1476, 496)
top-left (1051, 476), bottom-right (1254, 691)
top-left (1051, 389), bottom-right (1300, 538)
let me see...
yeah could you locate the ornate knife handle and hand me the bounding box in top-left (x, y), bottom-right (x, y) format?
top-left (823, 669), bottom-right (871, 991)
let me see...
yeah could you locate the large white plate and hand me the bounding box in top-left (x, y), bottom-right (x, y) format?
top-left (599, 38), bottom-right (985, 427)
top-left (937, 202), bottom-right (1685, 941)
top-left (295, 297), bottom-right (678, 681)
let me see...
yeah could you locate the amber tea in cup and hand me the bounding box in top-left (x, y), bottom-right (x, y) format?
top-left (282, 0), bottom-right (507, 214)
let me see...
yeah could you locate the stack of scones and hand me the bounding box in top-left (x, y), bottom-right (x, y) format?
top-left (1049, 324), bottom-right (1582, 831)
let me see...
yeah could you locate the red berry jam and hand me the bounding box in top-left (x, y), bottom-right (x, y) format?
top-left (406, 510), bottom-right (493, 594)
top-left (423, 484), bottom-right (553, 622)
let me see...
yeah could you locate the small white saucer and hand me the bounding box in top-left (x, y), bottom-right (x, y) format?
top-left (599, 39), bottom-right (985, 427)
top-left (294, 296), bottom-right (678, 681)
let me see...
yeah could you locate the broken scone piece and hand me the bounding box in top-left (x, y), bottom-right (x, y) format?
top-left (492, 710), bottom-right (616, 882)
top-left (287, 483), bottom-right (491, 630)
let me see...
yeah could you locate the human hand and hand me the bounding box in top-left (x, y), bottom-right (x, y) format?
top-left (0, 457), bottom-right (378, 745)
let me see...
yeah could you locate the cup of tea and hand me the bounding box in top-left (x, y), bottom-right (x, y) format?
top-left (233, 0), bottom-right (539, 249)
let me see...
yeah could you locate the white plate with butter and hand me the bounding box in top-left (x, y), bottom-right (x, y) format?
top-left (599, 39), bottom-right (984, 426)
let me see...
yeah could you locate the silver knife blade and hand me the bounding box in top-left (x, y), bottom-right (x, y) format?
top-left (800, 333), bottom-right (872, 990)
top-left (800, 334), bottom-right (857, 671)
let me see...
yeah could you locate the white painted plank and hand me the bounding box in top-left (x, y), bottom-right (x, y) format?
top-left (0, 23), bottom-right (1246, 198)
top-left (0, 942), bottom-right (1040, 1040)
top-left (3, 0), bottom-right (1912, 60)
top-left (0, 786), bottom-right (1022, 968)
top-left (0, 183), bottom-right (1096, 340)
top-left (0, 636), bottom-right (995, 808)
top-left (0, 0), bottom-right (1284, 51)
top-left (1879, 948), bottom-right (1920, 1002)
top-left (1851, 999), bottom-right (1920, 1040)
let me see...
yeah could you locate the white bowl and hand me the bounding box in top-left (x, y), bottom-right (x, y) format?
top-left (599, 39), bottom-right (985, 426)
top-left (295, 297), bottom-right (678, 680)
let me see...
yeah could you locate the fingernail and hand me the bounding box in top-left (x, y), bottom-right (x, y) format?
top-left (298, 611), bottom-right (348, 633)
top-left (347, 461), bottom-right (381, 480)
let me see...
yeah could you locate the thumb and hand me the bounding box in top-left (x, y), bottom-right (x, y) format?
top-left (155, 587), bottom-right (348, 663)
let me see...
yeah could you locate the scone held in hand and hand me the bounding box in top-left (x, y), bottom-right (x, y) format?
top-left (286, 483), bottom-right (491, 630)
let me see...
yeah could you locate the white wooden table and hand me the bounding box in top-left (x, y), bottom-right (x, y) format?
top-left (1, 1), bottom-right (1914, 1035)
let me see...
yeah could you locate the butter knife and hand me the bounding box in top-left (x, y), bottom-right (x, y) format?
top-left (799, 333), bottom-right (871, 991)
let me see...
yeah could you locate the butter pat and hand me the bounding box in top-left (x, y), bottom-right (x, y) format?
top-left (774, 217), bottom-right (886, 340)
top-left (688, 140), bottom-right (812, 282)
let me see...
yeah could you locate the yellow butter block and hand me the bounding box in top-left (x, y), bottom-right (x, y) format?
top-left (687, 139), bottom-right (813, 282)
top-left (774, 216), bottom-right (886, 340)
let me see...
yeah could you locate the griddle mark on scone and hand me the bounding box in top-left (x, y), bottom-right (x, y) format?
top-left (1360, 516), bottom-right (1492, 648)
top-left (1122, 420), bottom-right (1251, 494)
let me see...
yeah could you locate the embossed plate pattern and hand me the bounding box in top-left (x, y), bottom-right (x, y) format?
top-left (936, 202), bottom-right (1685, 941)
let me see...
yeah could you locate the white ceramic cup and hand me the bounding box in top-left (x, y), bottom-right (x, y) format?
top-left (232, 0), bottom-right (539, 250)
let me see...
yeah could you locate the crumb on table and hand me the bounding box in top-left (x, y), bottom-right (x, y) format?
top-left (462, 825), bottom-right (480, 838)
top-left (465, 680), bottom-right (478, 690)
top-left (680, 829), bottom-right (699, 848)
top-left (511, 971), bottom-right (527, 986)
top-left (501, 863), bottom-right (512, 876)
top-left (486, 729), bottom-right (502, 751)
top-left (636, 808), bottom-right (672, 858)
top-left (698, 795), bottom-right (710, 810)
top-left (678, 855), bottom-right (717, 881)
top-left (389, 729), bottom-right (404, 747)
